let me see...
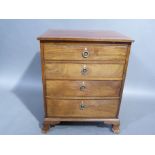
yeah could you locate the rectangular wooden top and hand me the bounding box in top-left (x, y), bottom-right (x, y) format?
top-left (37, 29), bottom-right (134, 43)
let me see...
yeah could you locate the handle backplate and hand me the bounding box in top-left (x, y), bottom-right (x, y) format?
top-left (80, 81), bottom-right (86, 91)
top-left (82, 48), bottom-right (89, 58)
top-left (80, 101), bottom-right (87, 110)
top-left (81, 65), bottom-right (88, 75)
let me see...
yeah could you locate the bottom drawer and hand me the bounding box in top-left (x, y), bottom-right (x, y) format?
top-left (46, 99), bottom-right (119, 118)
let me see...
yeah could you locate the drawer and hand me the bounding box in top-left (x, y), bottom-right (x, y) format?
top-left (46, 99), bottom-right (119, 118)
top-left (46, 80), bottom-right (121, 97)
top-left (45, 63), bottom-right (124, 80)
top-left (43, 43), bottom-right (127, 61)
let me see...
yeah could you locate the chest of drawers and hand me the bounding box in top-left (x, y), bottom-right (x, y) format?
top-left (37, 30), bottom-right (133, 134)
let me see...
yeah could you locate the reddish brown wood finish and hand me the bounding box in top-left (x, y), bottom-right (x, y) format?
top-left (38, 30), bottom-right (133, 134)
top-left (43, 43), bottom-right (128, 61)
top-left (38, 30), bottom-right (133, 43)
top-left (46, 99), bottom-right (119, 118)
top-left (45, 63), bottom-right (125, 80)
top-left (46, 80), bottom-right (121, 97)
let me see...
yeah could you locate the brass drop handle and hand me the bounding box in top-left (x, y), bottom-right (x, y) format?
top-left (80, 101), bottom-right (87, 110)
top-left (81, 64), bottom-right (88, 75)
top-left (82, 48), bottom-right (89, 58)
top-left (80, 85), bottom-right (86, 91)
top-left (80, 81), bottom-right (86, 91)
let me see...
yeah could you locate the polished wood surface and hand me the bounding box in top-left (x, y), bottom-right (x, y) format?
top-left (45, 63), bottom-right (124, 80)
top-left (38, 29), bottom-right (133, 43)
top-left (44, 43), bottom-right (127, 61)
top-left (46, 99), bottom-right (119, 118)
top-left (46, 80), bottom-right (121, 97)
top-left (38, 30), bottom-right (133, 134)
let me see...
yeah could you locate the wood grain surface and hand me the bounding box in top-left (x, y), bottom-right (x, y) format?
top-left (38, 29), bottom-right (133, 42)
top-left (38, 30), bottom-right (133, 133)
top-left (45, 63), bottom-right (124, 80)
top-left (46, 99), bottom-right (119, 118)
top-left (43, 43), bottom-right (127, 61)
top-left (46, 80), bottom-right (121, 97)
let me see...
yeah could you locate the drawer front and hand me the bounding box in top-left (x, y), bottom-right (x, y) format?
top-left (44, 43), bottom-right (127, 61)
top-left (47, 99), bottom-right (119, 118)
top-left (45, 63), bottom-right (124, 80)
top-left (46, 80), bottom-right (121, 97)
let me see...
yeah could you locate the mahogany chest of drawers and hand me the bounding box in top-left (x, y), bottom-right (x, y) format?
top-left (37, 30), bottom-right (133, 134)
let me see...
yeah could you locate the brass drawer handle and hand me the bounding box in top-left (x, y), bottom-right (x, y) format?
top-left (82, 48), bottom-right (89, 58)
top-left (80, 101), bottom-right (87, 110)
top-left (80, 85), bottom-right (86, 91)
top-left (81, 64), bottom-right (88, 75)
top-left (80, 82), bottom-right (86, 91)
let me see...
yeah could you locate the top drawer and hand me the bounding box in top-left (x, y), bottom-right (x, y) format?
top-left (43, 43), bottom-right (127, 61)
